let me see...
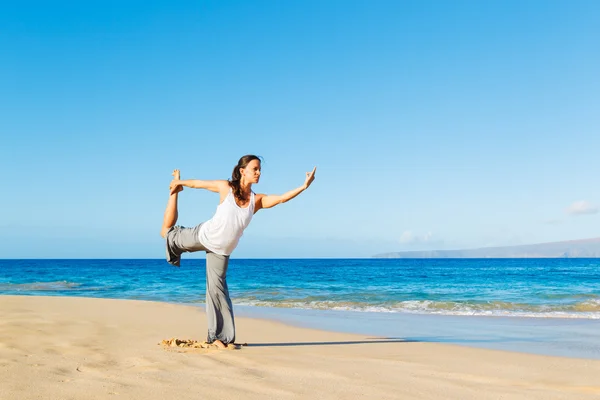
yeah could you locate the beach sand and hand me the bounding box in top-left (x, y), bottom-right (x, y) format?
top-left (1, 296), bottom-right (599, 400)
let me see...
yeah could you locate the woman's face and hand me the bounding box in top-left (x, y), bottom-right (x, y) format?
top-left (241, 159), bottom-right (261, 184)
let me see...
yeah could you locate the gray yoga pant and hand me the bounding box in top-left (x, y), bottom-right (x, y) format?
top-left (165, 224), bottom-right (235, 344)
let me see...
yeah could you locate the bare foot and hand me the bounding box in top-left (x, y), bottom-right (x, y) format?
top-left (170, 169), bottom-right (183, 194)
top-left (212, 339), bottom-right (227, 349)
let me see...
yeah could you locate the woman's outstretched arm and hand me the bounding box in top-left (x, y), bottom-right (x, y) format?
top-left (170, 179), bottom-right (229, 194)
top-left (256, 167), bottom-right (316, 211)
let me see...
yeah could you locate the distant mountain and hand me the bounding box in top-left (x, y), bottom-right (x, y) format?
top-left (373, 238), bottom-right (600, 258)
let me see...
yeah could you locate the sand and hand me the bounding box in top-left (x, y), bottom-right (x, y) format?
top-left (1, 295), bottom-right (599, 400)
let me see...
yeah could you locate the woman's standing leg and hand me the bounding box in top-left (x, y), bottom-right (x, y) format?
top-left (205, 252), bottom-right (235, 346)
top-left (160, 169), bottom-right (183, 238)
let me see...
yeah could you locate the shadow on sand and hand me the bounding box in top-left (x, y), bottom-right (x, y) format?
top-left (245, 338), bottom-right (417, 347)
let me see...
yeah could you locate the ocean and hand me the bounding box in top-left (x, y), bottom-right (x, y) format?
top-left (2, 258), bottom-right (600, 359)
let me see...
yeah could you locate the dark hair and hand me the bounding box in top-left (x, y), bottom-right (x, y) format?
top-left (229, 154), bottom-right (262, 202)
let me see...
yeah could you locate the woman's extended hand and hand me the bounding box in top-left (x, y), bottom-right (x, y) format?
top-left (304, 167), bottom-right (316, 189)
top-left (170, 179), bottom-right (183, 195)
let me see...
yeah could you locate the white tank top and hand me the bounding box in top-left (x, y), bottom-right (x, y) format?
top-left (198, 188), bottom-right (255, 256)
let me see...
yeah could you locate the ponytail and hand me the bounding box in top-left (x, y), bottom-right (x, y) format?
top-left (228, 154), bottom-right (261, 202)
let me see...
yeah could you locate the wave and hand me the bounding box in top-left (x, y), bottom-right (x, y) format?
top-left (233, 297), bottom-right (600, 319)
top-left (0, 281), bottom-right (85, 291)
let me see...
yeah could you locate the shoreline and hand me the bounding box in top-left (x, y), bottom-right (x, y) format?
top-left (2, 295), bottom-right (600, 399)
top-left (3, 293), bottom-right (600, 360)
top-left (235, 304), bottom-right (600, 360)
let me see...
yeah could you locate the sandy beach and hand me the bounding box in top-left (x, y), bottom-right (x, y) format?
top-left (1, 296), bottom-right (600, 400)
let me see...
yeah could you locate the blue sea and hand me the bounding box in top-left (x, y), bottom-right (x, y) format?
top-left (2, 258), bottom-right (600, 359)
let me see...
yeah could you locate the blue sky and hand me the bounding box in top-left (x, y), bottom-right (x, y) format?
top-left (1, 0), bottom-right (599, 258)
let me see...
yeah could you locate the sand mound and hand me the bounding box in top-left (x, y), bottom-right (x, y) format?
top-left (160, 338), bottom-right (245, 350)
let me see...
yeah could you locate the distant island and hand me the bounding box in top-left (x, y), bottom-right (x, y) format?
top-left (373, 237), bottom-right (600, 258)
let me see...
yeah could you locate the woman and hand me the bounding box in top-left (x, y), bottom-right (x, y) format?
top-left (160, 154), bottom-right (316, 348)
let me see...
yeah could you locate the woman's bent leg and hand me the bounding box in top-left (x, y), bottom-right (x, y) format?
top-left (165, 224), bottom-right (206, 267)
top-left (160, 169), bottom-right (183, 238)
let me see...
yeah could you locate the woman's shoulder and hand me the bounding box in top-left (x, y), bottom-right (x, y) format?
top-left (217, 182), bottom-right (232, 203)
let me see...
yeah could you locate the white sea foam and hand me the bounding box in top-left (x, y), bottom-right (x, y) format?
top-left (0, 281), bottom-right (83, 291)
top-left (233, 298), bottom-right (600, 319)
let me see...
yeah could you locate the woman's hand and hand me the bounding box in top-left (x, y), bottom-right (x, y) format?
top-left (304, 166), bottom-right (316, 189)
top-left (170, 179), bottom-right (183, 195)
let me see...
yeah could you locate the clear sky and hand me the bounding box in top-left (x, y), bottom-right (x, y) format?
top-left (1, 0), bottom-right (599, 258)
